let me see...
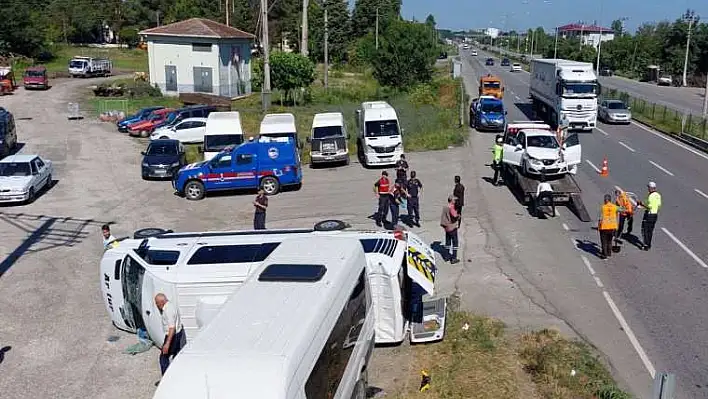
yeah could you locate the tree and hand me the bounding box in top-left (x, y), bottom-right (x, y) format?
top-left (351, 0), bottom-right (402, 38)
top-left (425, 14), bottom-right (436, 29)
top-left (308, 0), bottom-right (351, 63)
top-left (269, 51), bottom-right (316, 103)
top-left (371, 19), bottom-right (438, 88)
top-left (611, 19), bottom-right (623, 36)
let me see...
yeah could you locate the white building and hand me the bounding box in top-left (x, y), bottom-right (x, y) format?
top-left (485, 27), bottom-right (500, 39)
top-left (140, 18), bottom-right (255, 98)
top-left (557, 23), bottom-right (614, 49)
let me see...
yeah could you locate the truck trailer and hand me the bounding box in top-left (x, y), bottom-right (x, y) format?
top-left (529, 59), bottom-right (598, 132)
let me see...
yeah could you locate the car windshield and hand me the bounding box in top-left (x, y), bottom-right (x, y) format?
top-left (0, 162), bottom-right (31, 177)
top-left (69, 60), bottom-right (86, 68)
top-left (365, 120), bottom-right (399, 137)
top-left (204, 134), bottom-right (244, 152)
top-left (527, 136), bottom-right (559, 149)
top-left (607, 102), bottom-right (626, 110)
top-left (562, 83), bottom-right (597, 95)
top-left (146, 143), bottom-right (177, 155)
top-left (481, 102), bottom-right (504, 113)
top-left (483, 82), bottom-right (501, 89)
top-left (313, 125), bottom-right (343, 139)
top-left (24, 70), bottom-right (45, 77)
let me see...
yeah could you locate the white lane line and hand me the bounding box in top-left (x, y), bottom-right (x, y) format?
top-left (514, 95), bottom-right (521, 101)
top-left (585, 160), bottom-right (601, 174)
top-left (596, 127), bottom-right (610, 136)
top-left (631, 121), bottom-right (708, 161)
top-left (695, 188), bottom-right (708, 200)
top-left (661, 228), bottom-right (708, 269)
top-left (603, 291), bottom-right (657, 378)
top-left (648, 160), bottom-right (675, 176)
top-left (581, 255), bottom-right (596, 275)
top-left (562, 223), bottom-right (569, 231)
top-left (618, 141), bottom-right (636, 153)
top-left (594, 276), bottom-right (604, 288)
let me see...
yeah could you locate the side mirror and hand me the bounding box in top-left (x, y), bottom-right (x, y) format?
top-left (505, 111), bottom-right (508, 115)
top-left (197, 146), bottom-right (203, 153)
top-left (515, 144), bottom-right (523, 151)
top-left (400, 128), bottom-right (405, 135)
top-left (140, 151), bottom-right (146, 155)
top-left (627, 106), bottom-right (631, 110)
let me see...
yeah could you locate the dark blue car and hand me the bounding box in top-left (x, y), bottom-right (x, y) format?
top-left (485, 58), bottom-right (495, 66)
top-left (117, 106), bottom-right (164, 133)
top-left (470, 97), bottom-right (506, 132)
top-left (141, 139), bottom-right (186, 179)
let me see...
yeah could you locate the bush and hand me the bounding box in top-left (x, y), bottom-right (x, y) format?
top-left (270, 51), bottom-right (316, 104)
top-left (94, 80), bottom-right (162, 98)
top-left (251, 57), bottom-right (263, 91)
top-left (119, 27), bottom-right (140, 48)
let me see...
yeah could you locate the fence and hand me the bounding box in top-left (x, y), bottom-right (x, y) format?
top-left (600, 86), bottom-right (708, 144)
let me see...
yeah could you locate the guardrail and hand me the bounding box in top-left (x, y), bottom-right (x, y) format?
top-left (601, 86), bottom-right (708, 151)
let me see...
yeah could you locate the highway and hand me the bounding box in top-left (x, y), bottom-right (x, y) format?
top-left (487, 46), bottom-right (708, 114)
top-left (464, 48), bottom-right (708, 399)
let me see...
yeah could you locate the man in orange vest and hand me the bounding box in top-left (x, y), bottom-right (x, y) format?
top-left (614, 188), bottom-right (634, 239)
top-left (373, 171), bottom-right (392, 227)
top-left (598, 194), bottom-right (620, 259)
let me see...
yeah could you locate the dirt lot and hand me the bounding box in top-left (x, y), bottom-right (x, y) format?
top-left (0, 78), bottom-right (478, 398)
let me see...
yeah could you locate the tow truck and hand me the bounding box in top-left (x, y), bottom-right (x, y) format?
top-left (500, 121), bottom-right (590, 221)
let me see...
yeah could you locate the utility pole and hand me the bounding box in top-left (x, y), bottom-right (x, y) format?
top-left (260, 0), bottom-right (271, 110)
top-left (554, 26), bottom-right (558, 59)
top-left (682, 11), bottom-right (696, 87)
top-left (225, 0), bottom-right (230, 26)
top-left (301, 0), bottom-right (309, 56)
top-left (375, 7), bottom-right (379, 50)
top-left (156, 11), bottom-right (160, 27)
top-left (703, 76), bottom-right (708, 117)
top-left (323, 0), bottom-right (329, 88)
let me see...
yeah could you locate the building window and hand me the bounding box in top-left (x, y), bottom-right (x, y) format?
top-left (192, 43), bottom-right (212, 52)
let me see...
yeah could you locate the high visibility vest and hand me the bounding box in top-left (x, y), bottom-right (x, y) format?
top-left (599, 203), bottom-right (619, 230)
top-left (377, 177), bottom-right (390, 194)
top-left (646, 192), bottom-right (661, 214)
top-left (617, 193), bottom-right (633, 215)
top-left (493, 144), bottom-right (503, 162)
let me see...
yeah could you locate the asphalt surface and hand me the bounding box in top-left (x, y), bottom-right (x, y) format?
top-left (488, 46), bottom-right (708, 114)
top-left (464, 48), bottom-right (708, 399)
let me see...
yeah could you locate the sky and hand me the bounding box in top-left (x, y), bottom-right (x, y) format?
top-left (396, 0), bottom-right (708, 33)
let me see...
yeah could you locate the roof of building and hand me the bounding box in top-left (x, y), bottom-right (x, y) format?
top-left (140, 18), bottom-right (255, 40)
top-left (558, 23), bottom-right (613, 33)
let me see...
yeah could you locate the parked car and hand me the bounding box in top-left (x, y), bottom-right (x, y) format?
top-left (127, 108), bottom-right (175, 137)
top-left (0, 107), bottom-right (18, 158)
top-left (469, 96), bottom-right (507, 132)
top-left (658, 75), bottom-right (673, 86)
top-left (598, 99), bottom-right (632, 124)
top-left (599, 67), bottom-right (613, 76)
top-left (23, 66), bottom-right (49, 90)
top-left (471, 50), bottom-right (478, 56)
top-left (0, 154), bottom-right (53, 204)
top-left (510, 63), bottom-right (522, 72)
top-left (151, 117), bottom-right (208, 144)
top-left (438, 51), bottom-right (448, 60)
top-left (141, 139), bottom-right (186, 179)
top-left (117, 106), bottom-right (165, 133)
top-left (501, 58), bottom-right (511, 67)
top-left (485, 58), bottom-right (495, 66)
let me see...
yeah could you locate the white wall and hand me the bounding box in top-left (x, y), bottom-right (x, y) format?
top-left (147, 37), bottom-right (219, 96)
top-left (582, 32), bottom-right (615, 48)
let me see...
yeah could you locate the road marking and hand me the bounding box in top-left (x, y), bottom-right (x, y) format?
top-left (695, 188), bottom-right (708, 200)
top-left (618, 141), bottom-right (636, 152)
top-left (602, 291), bottom-right (656, 378)
top-left (661, 228), bottom-right (708, 269)
top-left (596, 127), bottom-right (610, 136)
top-left (514, 95), bottom-right (521, 101)
top-left (581, 255), bottom-right (596, 275)
top-left (631, 121), bottom-right (708, 162)
top-left (562, 223), bottom-right (569, 231)
top-left (585, 160), bottom-right (601, 174)
top-left (648, 160), bottom-right (674, 176)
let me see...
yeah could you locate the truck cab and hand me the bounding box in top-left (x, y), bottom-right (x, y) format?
top-left (356, 101), bottom-right (404, 167)
top-left (307, 112), bottom-right (350, 166)
top-left (173, 136), bottom-right (302, 200)
top-left (479, 74), bottom-right (504, 99)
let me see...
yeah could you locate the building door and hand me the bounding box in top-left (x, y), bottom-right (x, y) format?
top-left (193, 67), bottom-right (213, 93)
top-left (164, 65), bottom-right (177, 92)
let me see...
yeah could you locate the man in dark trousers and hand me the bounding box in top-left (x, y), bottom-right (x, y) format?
top-left (406, 171), bottom-right (423, 226)
top-left (453, 175), bottom-right (465, 227)
top-left (154, 293), bottom-right (186, 377)
top-left (440, 196), bottom-right (460, 264)
top-left (637, 181), bottom-right (662, 251)
top-left (373, 171), bottom-right (392, 227)
top-left (395, 154), bottom-right (409, 184)
top-left (253, 189), bottom-right (268, 230)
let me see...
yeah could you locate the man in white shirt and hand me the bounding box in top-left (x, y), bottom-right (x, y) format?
top-left (534, 172), bottom-right (555, 217)
top-left (154, 293), bottom-right (186, 376)
top-left (102, 224), bottom-right (116, 251)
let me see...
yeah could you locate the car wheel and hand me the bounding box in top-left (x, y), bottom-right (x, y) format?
top-left (314, 219), bottom-right (349, 232)
top-left (133, 227), bottom-right (172, 239)
top-left (27, 188), bottom-right (35, 204)
top-left (184, 180), bottom-right (205, 200)
top-left (344, 156), bottom-right (350, 166)
top-left (46, 174), bottom-right (52, 190)
top-left (260, 176), bottom-right (280, 195)
top-left (139, 130), bottom-right (149, 138)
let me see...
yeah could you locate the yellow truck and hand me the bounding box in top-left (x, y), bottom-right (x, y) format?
top-left (479, 74), bottom-right (504, 99)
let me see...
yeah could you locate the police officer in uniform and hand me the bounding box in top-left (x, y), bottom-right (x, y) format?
top-left (373, 171), bottom-right (392, 227)
top-left (406, 171), bottom-right (423, 226)
top-left (395, 154), bottom-right (409, 184)
top-left (637, 181), bottom-right (662, 251)
top-left (491, 137), bottom-right (504, 185)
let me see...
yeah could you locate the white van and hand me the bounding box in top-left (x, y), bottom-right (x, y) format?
top-left (356, 101), bottom-right (404, 167)
top-left (153, 236), bottom-right (374, 399)
top-left (307, 112), bottom-right (350, 166)
top-left (100, 221), bottom-right (446, 347)
top-left (203, 112), bottom-right (244, 161)
top-left (259, 113), bottom-right (303, 147)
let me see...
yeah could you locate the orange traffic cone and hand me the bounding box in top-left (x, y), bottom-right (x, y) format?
top-left (600, 156), bottom-right (609, 177)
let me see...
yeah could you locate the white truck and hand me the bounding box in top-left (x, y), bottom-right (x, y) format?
top-left (307, 112), bottom-right (350, 166)
top-left (202, 111), bottom-right (244, 161)
top-left (355, 101), bottom-right (404, 167)
top-left (68, 56), bottom-right (112, 78)
top-left (529, 59), bottom-right (598, 132)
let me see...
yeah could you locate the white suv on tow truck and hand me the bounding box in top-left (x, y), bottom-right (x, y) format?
top-left (502, 122), bottom-right (582, 176)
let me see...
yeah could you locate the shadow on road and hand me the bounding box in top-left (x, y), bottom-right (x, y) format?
top-left (514, 102), bottom-right (536, 120)
top-left (574, 238), bottom-right (603, 258)
top-left (0, 346), bottom-right (10, 366)
top-left (0, 212), bottom-right (114, 278)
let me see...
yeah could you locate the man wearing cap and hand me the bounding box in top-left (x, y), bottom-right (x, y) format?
top-left (491, 137), bottom-right (504, 186)
top-left (598, 194), bottom-right (620, 259)
top-left (637, 181), bottom-right (662, 251)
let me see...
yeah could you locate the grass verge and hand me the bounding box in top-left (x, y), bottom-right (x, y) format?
top-left (388, 311), bottom-right (631, 399)
top-left (11, 44), bottom-right (148, 75)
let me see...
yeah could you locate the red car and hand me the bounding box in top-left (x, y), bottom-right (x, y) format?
top-left (23, 66), bottom-right (49, 90)
top-left (127, 108), bottom-right (175, 138)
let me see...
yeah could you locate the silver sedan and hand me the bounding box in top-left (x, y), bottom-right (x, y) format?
top-left (598, 99), bottom-right (632, 125)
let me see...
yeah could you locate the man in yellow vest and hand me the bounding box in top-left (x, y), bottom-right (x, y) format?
top-left (637, 181), bottom-right (662, 251)
top-left (598, 194), bottom-right (620, 259)
top-left (491, 136), bottom-right (504, 186)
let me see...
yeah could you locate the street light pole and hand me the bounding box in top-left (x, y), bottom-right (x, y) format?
top-left (682, 11), bottom-right (696, 87)
top-left (260, 0), bottom-right (271, 110)
top-left (703, 76), bottom-right (708, 117)
top-left (595, 2), bottom-right (604, 73)
top-left (554, 26), bottom-right (558, 58)
top-left (323, 0), bottom-right (328, 89)
top-left (301, 0), bottom-right (309, 56)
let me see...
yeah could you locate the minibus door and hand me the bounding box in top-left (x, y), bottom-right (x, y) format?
top-left (126, 252), bottom-right (167, 347)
